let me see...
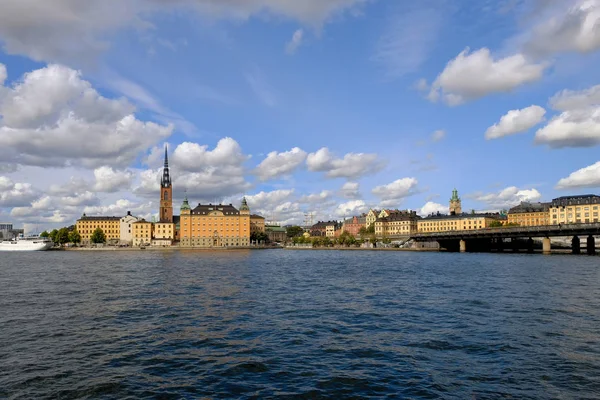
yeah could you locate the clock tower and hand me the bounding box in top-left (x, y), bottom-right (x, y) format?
top-left (159, 146), bottom-right (173, 223)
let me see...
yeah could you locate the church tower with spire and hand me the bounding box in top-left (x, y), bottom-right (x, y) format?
top-left (449, 188), bottom-right (462, 215)
top-left (159, 145), bottom-right (173, 223)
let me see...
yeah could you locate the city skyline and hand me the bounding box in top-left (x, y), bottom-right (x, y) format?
top-left (1, 0), bottom-right (600, 232)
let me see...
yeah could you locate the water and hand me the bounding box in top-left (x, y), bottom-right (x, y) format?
top-left (1, 250), bottom-right (599, 399)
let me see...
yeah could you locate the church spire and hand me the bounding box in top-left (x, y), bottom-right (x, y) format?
top-left (161, 145), bottom-right (171, 188)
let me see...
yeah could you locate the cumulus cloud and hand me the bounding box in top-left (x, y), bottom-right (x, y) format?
top-left (299, 190), bottom-right (333, 204)
top-left (340, 182), bottom-right (361, 199)
top-left (0, 176), bottom-right (39, 207)
top-left (485, 105), bottom-right (546, 140)
top-left (556, 161), bottom-right (600, 189)
top-left (372, 177), bottom-right (419, 207)
top-left (524, 0), bottom-right (600, 56)
top-left (253, 147), bottom-right (307, 181)
top-left (83, 199), bottom-right (155, 220)
top-left (93, 166), bottom-right (134, 193)
top-left (245, 189), bottom-right (302, 225)
top-left (0, 0), bottom-right (366, 63)
top-left (550, 84), bottom-right (600, 111)
top-left (286, 29), bottom-right (304, 54)
top-left (307, 147), bottom-right (385, 179)
top-left (0, 64), bottom-right (172, 169)
top-left (335, 200), bottom-right (368, 217)
top-left (472, 186), bottom-right (542, 209)
top-left (418, 201), bottom-right (449, 216)
top-left (428, 48), bottom-right (547, 105)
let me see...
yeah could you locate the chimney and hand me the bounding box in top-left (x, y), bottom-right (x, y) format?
top-left (127, 211), bottom-right (131, 216)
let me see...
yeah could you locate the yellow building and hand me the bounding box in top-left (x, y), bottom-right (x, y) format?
top-left (549, 195), bottom-right (600, 224)
top-left (178, 196), bottom-right (251, 247)
top-left (132, 220), bottom-right (153, 247)
top-left (250, 214), bottom-right (266, 234)
top-left (508, 202), bottom-right (550, 226)
top-left (418, 213), bottom-right (500, 233)
top-left (76, 215), bottom-right (121, 244)
top-left (374, 211), bottom-right (420, 237)
top-left (153, 221), bottom-right (175, 246)
top-left (365, 209), bottom-right (381, 228)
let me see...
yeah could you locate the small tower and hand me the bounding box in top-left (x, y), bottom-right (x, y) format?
top-left (159, 145), bottom-right (173, 223)
top-left (240, 197), bottom-right (250, 216)
top-left (180, 193), bottom-right (191, 216)
top-left (449, 188), bottom-right (462, 215)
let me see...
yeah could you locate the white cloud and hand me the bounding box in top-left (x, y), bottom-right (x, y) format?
top-left (431, 130), bottom-right (446, 142)
top-left (340, 182), bottom-right (360, 199)
top-left (286, 29), bottom-right (304, 54)
top-left (245, 189), bottom-right (303, 225)
top-left (335, 200), bottom-right (368, 217)
top-left (93, 167), bottom-right (134, 193)
top-left (299, 190), bottom-right (333, 204)
top-left (83, 199), bottom-right (155, 220)
top-left (549, 84), bottom-right (600, 111)
top-left (0, 64), bottom-right (172, 169)
top-left (485, 105), bottom-right (546, 140)
top-left (254, 147), bottom-right (307, 180)
top-left (535, 107), bottom-right (600, 148)
top-left (472, 186), bottom-right (542, 209)
top-left (170, 138), bottom-right (248, 172)
top-left (556, 161), bottom-right (600, 189)
top-left (418, 201), bottom-right (449, 216)
top-left (372, 177), bottom-right (419, 207)
top-left (0, 64), bottom-right (6, 85)
top-left (428, 48), bottom-right (547, 105)
top-left (0, 0), bottom-right (367, 64)
top-left (525, 0), bottom-right (600, 56)
top-left (0, 176), bottom-right (39, 207)
top-left (307, 147), bottom-right (385, 179)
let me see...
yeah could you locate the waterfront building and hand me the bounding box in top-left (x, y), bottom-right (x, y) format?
top-left (374, 210), bottom-right (420, 237)
top-left (132, 220), bottom-right (153, 247)
top-left (508, 202), bottom-right (550, 226)
top-left (178, 196), bottom-right (251, 248)
top-left (549, 194), bottom-right (600, 224)
top-left (265, 225), bottom-right (287, 243)
top-left (153, 221), bottom-right (176, 246)
top-left (0, 223), bottom-right (13, 239)
top-left (76, 215), bottom-right (121, 244)
top-left (342, 215), bottom-right (366, 236)
top-left (418, 212), bottom-right (501, 233)
top-left (119, 212), bottom-right (141, 245)
top-left (250, 214), bottom-right (266, 233)
top-left (310, 221), bottom-right (336, 237)
top-left (325, 222), bottom-right (342, 238)
top-left (449, 188), bottom-right (462, 215)
top-left (365, 209), bottom-right (381, 228)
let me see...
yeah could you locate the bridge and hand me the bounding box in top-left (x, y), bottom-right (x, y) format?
top-left (410, 223), bottom-right (600, 254)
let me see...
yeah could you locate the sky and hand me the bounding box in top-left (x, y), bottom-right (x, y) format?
top-left (1, 0), bottom-right (600, 232)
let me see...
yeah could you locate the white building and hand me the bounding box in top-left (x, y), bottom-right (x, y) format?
top-left (120, 212), bottom-right (141, 245)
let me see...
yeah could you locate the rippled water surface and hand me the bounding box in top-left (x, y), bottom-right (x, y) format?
top-left (1, 250), bottom-right (600, 399)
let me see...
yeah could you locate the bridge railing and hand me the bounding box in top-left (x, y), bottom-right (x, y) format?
top-left (412, 222), bottom-right (600, 239)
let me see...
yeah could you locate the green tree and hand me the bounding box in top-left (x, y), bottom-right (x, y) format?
top-left (489, 220), bottom-right (504, 228)
top-left (286, 226), bottom-right (304, 238)
top-left (68, 229), bottom-right (81, 245)
top-left (56, 227), bottom-right (70, 245)
top-left (251, 231), bottom-right (270, 244)
top-left (40, 231), bottom-right (49, 238)
top-left (366, 225), bottom-right (375, 234)
top-left (90, 227), bottom-right (106, 244)
top-left (49, 229), bottom-right (59, 243)
top-left (322, 236), bottom-right (332, 247)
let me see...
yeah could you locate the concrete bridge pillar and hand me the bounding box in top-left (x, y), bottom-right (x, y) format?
top-left (512, 239), bottom-right (519, 252)
top-left (572, 236), bottom-right (581, 255)
top-left (497, 238), bottom-right (504, 252)
top-left (527, 238), bottom-right (534, 253)
top-left (542, 237), bottom-right (551, 255)
top-left (587, 235), bottom-right (596, 255)
top-left (459, 240), bottom-right (467, 253)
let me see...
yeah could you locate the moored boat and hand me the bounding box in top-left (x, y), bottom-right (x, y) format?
top-left (0, 235), bottom-right (53, 251)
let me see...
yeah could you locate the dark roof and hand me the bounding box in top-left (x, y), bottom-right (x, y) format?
top-left (551, 195), bottom-right (600, 206)
top-left (509, 202), bottom-right (550, 214)
top-left (191, 204), bottom-right (240, 215)
top-left (250, 214), bottom-right (265, 219)
top-left (421, 212), bottom-right (501, 221)
top-left (173, 216), bottom-right (180, 225)
top-left (78, 216), bottom-right (120, 221)
top-left (311, 220), bottom-right (338, 229)
top-left (377, 213), bottom-right (421, 223)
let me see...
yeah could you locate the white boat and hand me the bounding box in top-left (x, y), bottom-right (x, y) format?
top-left (0, 235), bottom-right (53, 251)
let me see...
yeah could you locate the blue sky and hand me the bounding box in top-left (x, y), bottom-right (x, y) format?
top-left (1, 0), bottom-right (600, 230)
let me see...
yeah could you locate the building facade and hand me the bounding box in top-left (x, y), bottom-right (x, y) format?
top-left (325, 222), bottom-right (342, 238)
top-left (342, 215), bottom-right (366, 236)
top-left (76, 215), bottom-right (121, 244)
top-left (119, 212), bottom-right (141, 245)
top-left (132, 220), bottom-right (153, 247)
top-left (178, 197), bottom-right (251, 247)
top-left (418, 213), bottom-right (501, 233)
top-left (265, 225), bottom-right (287, 243)
top-left (549, 194), bottom-right (600, 224)
top-left (250, 215), bottom-right (266, 233)
top-left (365, 210), bottom-right (381, 228)
top-left (374, 211), bottom-right (420, 237)
top-left (0, 223), bottom-right (13, 239)
top-left (508, 202), bottom-right (550, 226)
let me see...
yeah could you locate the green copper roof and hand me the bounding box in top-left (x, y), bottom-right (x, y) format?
top-left (240, 197), bottom-right (250, 211)
top-left (450, 188), bottom-right (460, 202)
top-left (180, 194), bottom-right (191, 211)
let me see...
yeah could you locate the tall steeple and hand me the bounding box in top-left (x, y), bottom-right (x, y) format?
top-left (161, 145), bottom-right (171, 188)
top-left (449, 188), bottom-right (462, 215)
top-left (159, 145), bottom-right (173, 223)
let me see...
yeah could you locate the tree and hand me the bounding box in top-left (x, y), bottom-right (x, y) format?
top-left (489, 220), bottom-right (504, 228)
top-left (69, 229), bottom-right (81, 245)
top-left (251, 231), bottom-right (269, 244)
top-left (56, 227), bottom-right (70, 245)
top-left (358, 226), bottom-right (368, 238)
top-left (40, 231), bottom-right (49, 238)
top-left (366, 225), bottom-right (375, 234)
top-left (49, 229), bottom-right (59, 244)
top-left (286, 226), bottom-right (304, 238)
top-left (91, 228), bottom-right (106, 244)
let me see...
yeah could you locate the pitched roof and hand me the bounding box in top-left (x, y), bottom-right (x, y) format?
top-left (421, 212), bottom-right (501, 221)
top-left (78, 216), bottom-right (121, 221)
top-left (191, 204), bottom-right (240, 215)
top-left (508, 202), bottom-right (550, 214)
top-left (250, 214), bottom-right (265, 219)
